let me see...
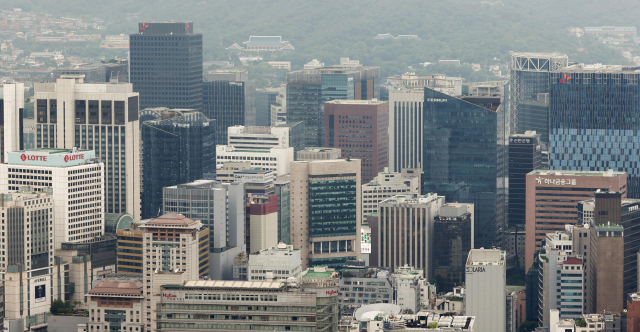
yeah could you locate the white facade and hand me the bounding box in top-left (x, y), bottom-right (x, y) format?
top-left (216, 145), bottom-right (293, 176)
top-left (271, 84), bottom-right (287, 123)
top-left (0, 149), bottom-right (104, 248)
top-left (391, 266), bottom-right (424, 313)
top-left (34, 75), bottom-right (141, 220)
top-left (248, 243), bottom-right (302, 281)
top-left (2, 83), bottom-right (25, 162)
top-left (465, 249), bottom-right (506, 332)
top-left (362, 168), bottom-right (420, 221)
top-left (227, 125), bottom-right (290, 151)
top-left (388, 89), bottom-right (423, 172)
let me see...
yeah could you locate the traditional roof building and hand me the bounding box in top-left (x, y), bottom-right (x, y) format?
top-left (239, 36), bottom-right (294, 52)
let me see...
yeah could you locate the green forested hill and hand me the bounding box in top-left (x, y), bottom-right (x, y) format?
top-left (6, 0), bottom-right (637, 77)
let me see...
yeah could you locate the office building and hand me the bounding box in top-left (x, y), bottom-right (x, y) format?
top-left (130, 22), bottom-right (203, 111)
top-left (518, 94), bottom-right (550, 148)
top-left (87, 276), bottom-right (144, 332)
top-left (140, 109), bottom-right (215, 219)
top-left (203, 70), bottom-right (256, 143)
top-left (465, 248), bottom-right (506, 332)
top-left (628, 293), bottom-right (640, 332)
top-left (54, 61), bottom-right (128, 83)
top-left (163, 180), bottom-right (246, 280)
top-left (338, 266), bottom-right (392, 307)
top-left (0, 148), bottom-right (104, 248)
top-left (422, 86), bottom-right (507, 249)
top-left (228, 124), bottom-right (305, 154)
top-left (34, 75), bottom-right (141, 219)
top-left (537, 231), bottom-right (585, 325)
top-left (255, 87), bottom-right (279, 126)
top-left (216, 145), bottom-right (293, 176)
top-left (579, 196), bottom-right (640, 301)
top-left (433, 202), bottom-right (474, 293)
top-left (505, 226), bottom-right (527, 268)
top-left (361, 168), bottom-right (421, 221)
top-left (271, 84), bottom-right (287, 123)
top-left (247, 242), bottom-right (302, 281)
top-left (524, 170), bottom-right (627, 270)
top-left (508, 131), bottom-right (542, 226)
top-left (382, 73), bottom-right (463, 99)
top-left (391, 266), bottom-right (429, 313)
top-left (324, 99), bottom-right (389, 183)
top-left (157, 273), bottom-right (339, 332)
top-left (388, 88), bottom-right (423, 172)
top-left (286, 65), bottom-right (380, 147)
top-left (290, 159), bottom-right (362, 269)
top-left (297, 147), bottom-right (341, 161)
top-left (274, 180), bottom-right (291, 244)
top-left (215, 161), bottom-right (252, 183)
top-left (509, 52), bottom-right (568, 137)
top-left (549, 65), bottom-right (640, 199)
top-left (1, 82), bottom-right (24, 163)
top-left (234, 169), bottom-right (275, 194)
top-left (372, 194), bottom-right (444, 279)
top-left (246, 193), bottom-right (278, 253)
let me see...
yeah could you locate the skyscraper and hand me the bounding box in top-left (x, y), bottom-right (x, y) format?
top-left (140, 108), bottom-right (215, 219)
top-left (465, 248), bottom-right (506, 332)
top-left (324, 99), bottom-right (389, 183)
top-left (509, 52), bottom-right (568, 137)
top-left (508, 131), bottom-right (541, 226)
top-left (290, 159), bottom-right (361, 269)
top-left (34, 75), bottom-right (141, 220)
top-left (129, 22), bottom-right (203, 111)
top-left (1, 82), bottom-right (24, 162)
top-left (203, 70), bottom-right (256, 144)
top-left (286, 65), bottom-right (379, 147)
top-left (549, 65), bottom-right (640, 198)
top-left (433, 202), bottom-right (474, 292)
top-left (388, 88), bottom-right (423, 172)
top-left (422, 87), bottom-right (507, 249)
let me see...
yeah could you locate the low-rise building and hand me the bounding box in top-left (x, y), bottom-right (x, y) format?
top-left (248, 243), bottom-right (302, 281)
top-left (86, 276), bottom-right (144, 332)
top-left (216, 145), bottom-right (293, 176)
top-left (392, 265), bottom-right (429, 313)
top-left (339, 266), bottom-right (393, 308)
top-left (296, 147), bottom-right (342, 161)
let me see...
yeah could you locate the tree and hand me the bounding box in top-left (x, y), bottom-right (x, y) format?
top-left (73, 300), bottom-right (83, 307)
top-left (50, 299), bottom-right (74, 315)
top-left (517, 320), bottom-right (538, 332)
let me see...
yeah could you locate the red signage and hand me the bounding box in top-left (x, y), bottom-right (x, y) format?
top-left (326, 290), bottom-right (337, 296)
top-left (559, 73), bottom-right (572, 84)
top-left (162, 293), bottom-right (177, 299)
top-left (21, 154), bottom-right (47, 162)
top-left (64, 154), bottom-right (84, 163)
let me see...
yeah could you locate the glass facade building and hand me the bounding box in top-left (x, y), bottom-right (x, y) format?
top-left (422, 88), bottom-right (506, 249)
top-left (508, 132), bottom-right (542, 226)
top-left (274, 180), bottom-right (291, 244)
top-left (129, 22), bottom-right (203, 112)
top-left (203, 80), bottom-right (253, 145)
top-left (140, 110), bottom-right (215, 219)
top-left (549, 70), bottom-right (640, 198)
top-left (433, 211), bottom-right (473, 292)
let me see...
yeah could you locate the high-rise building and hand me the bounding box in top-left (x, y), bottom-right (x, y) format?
top-left (524, 170), bottom-right (627, 270)
top-left (508, 131), bottom-right (542, 226)
top-left (433, 202), bottom-right (474, 293)
top-left (324, 99), bottom-right (388, 183)
top-left (1, 82), bottom-right (24, 163)
top-left (129, 22), bottom-right (203, 111)
top-left (233, 169), bottom-right (275, 194)
top-left (422, 86), bottom-right (507, 249)
top-left (372, 194), bottom-right (444, 279)
top-left (274, 180), bottom-right (291, 244)
top-left (628, 293), bottom-right (640, 332)
top-left (388, 88), bottom-right (423, 172)
top-left (246, 193), bottom-right (278, 254)
top-left (286, 65), bottom-right (380, 147)
top-left (140, 108), bottom-right (215, 219)
top-left (163, 180), bottom-right (246, 280)
top-left (216, 145), bottom-right (293, 176)
top-left (361, 168), bottom-right (421, 222)
top-left (465, 248), bottom-right (506, 332)
top-left (228, 124), bottom-right (306, 154)
top-left (549, 65), bottom-right (640, 199)
top-left (34, 75), bottom-right (141, 219)
top-left (247, 243), bottom-right (302, 281)
top-left (54, 61), bottom-right (129, 83)
top-left (203, 70), bottom-right (256, 143)
top-left (509, 52), bottom-right (568, 137)
top-left (380, 73), bottom-right (463, 101)
top-left (290, 159), bottom-right (361, 269)
top-left (255, 87), bottom-right (279, 126)
top-left (271, 84), bottom-right (287, 123)
top-left (0, 148), bottom-right (104, 248)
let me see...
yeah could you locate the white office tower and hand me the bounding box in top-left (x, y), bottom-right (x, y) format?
top-left (465, 248), bottom-right (506, 332)
top-left (388, 88), bottom-right (423, 172)
top-left (34, 75), bottom-right (141, 220)
top-left (228, 125), bottom-right (290, 150)
top-left (216, 145), bottom-right (293, 176)
top-left (361, 167), bottom-right (420, 221)
top-left (1, 82), bottom-right (25, 162)
top-left (0, 148), bottom-right (104, 248)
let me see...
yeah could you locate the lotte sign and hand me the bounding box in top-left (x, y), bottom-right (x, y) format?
top-left (64, 154), bottom-right (85, 162)
top-left (21, 154), bottom-right (47, 162)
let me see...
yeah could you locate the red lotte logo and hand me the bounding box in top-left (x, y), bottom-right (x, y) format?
top-left (21, 154), bottom-right (47, 162)
top-left (326, 290), bottom-right (337, 296)
top-left (64, 154), bottom-right (84, 163)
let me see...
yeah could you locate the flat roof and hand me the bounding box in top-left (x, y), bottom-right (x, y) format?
top-left (175, 280), bottom-right (285, 290)
top-left (529, 170), bottom-right (625, 177)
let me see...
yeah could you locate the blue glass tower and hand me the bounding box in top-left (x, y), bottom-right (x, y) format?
top-left (141, 109), bottom-right (215, 219)
top-left (549, 69), bottom-right (640, 198)
top-left (422, 88), bottom-right (506, 249)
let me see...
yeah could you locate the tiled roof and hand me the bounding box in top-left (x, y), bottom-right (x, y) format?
top-left (89, 280), bottom-right (143, 296)
top-left (226, 43), bottom-right (244, 50)
top-left (244, 36), bottom-right (287, 46)
top-left (564, 257), bottom-right (583, 265)
top-left (144, 212), bottom-right (199, 227)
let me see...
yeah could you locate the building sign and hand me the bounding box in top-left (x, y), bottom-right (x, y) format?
top-left (426, 98), bottom-right (447, 102)
top-left (509, 138), bottom-right (531, 144)
top-left (559, 73), bottom-right (572, 84)
top-left (117, 230), bottom-right (143, 237)
top-left (35, 284), bottom-right (46, 303)
top-left (162, 293), bottom-right (184, 301)
top-left (8, 150), bottom-right (96, 167)
top-left (465, 267), bottom-right (486, 273)
top-left (535, 177), bottom-right (577, 186)
top-left (234, 172), bottom-right (274, 184)
top-left (361, 227), bottom-right (371, 254)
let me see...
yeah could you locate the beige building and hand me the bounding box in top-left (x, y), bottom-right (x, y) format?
top-left (87, 277), bottom-right (144, 332)
top-left (290, 159), bottom-right (361, 269)
top-left (361, 168), bottom-right (420, 221)
top-left (296, 147), bottom-right (341, 161)
top-left (267, 61), bottom-right (291, 70)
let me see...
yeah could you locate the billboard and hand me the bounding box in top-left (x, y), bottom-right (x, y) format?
top-left (361, 227), bottom-right (371, 254)
top-left (234, 171), bottom-right (274, 184)
top-left (35, 284), bottom-right (46, 303)
top-left (8, 150), bottom-right (96, 167)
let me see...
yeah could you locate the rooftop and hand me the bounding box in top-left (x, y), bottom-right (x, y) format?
top-left (302, 266), bottom-right (336, 278)
top-left (88, 278), bottom-right (143, 297)
top-left (564, 257), bottom-right (583, 265)
top-left (467, 248), bottom-right (505, 265)
top-left (380, 193), bottom-right (442, 205)
top-left (171, 280), bottom-right (286, 290)
top-left (141, 212), bottom-right (200, 228)
top-left (529, 170), bottom-right (625, 177)
top-left (325, 99), bottom-right (386, 105)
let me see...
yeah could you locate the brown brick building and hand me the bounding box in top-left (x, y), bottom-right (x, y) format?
top-left (323, 99), bottom-right (388, 183)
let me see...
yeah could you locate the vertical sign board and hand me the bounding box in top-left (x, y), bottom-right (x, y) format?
top-left (35, 284), bottom-right (46, 303)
